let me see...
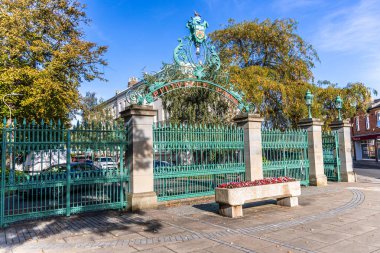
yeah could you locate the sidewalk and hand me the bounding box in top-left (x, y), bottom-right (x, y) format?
top-left (3, 181), bottom-right (380, 253)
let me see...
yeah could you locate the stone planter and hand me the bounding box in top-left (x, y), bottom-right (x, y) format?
top-left (215, 181), bottom-right (301, 218)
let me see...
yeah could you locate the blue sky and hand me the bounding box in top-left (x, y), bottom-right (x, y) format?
top-left (79, 0), bottom-right (380, 100)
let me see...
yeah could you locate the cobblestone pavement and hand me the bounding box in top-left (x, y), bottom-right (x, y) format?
top-left (2, 182), bottom-right (380, 252)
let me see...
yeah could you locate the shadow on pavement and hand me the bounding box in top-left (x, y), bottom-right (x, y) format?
top-left (1, 210), bottom-right (163, 246)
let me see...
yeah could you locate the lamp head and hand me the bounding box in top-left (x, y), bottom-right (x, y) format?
top-left (335, 95), bottom-right (343, 109)
top-left (305, 90), bottom-right (314, 106)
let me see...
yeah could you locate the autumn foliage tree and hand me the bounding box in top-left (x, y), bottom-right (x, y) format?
top-left (0, 0), bottom-right (107, 123)
top-left (210, 19), bottom-right (372, 129)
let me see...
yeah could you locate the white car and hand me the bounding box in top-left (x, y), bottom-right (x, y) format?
top-left (15, 150), bottom-right (67, 173)
top-left (94, 157), bottom-right (117, 169)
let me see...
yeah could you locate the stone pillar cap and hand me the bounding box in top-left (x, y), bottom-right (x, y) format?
top-left (233, 113), bottom-right (264, 124)
top-left (329, 120), bottom-right (351, 129)
top-left (298, 118), bottom-right (323, 127)
top-left (120, 104), bottom-right (157, 118)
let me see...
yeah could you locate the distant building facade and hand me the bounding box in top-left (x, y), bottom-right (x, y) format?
top-left (352, 99), bottom-right (380, 161)
top-left (98, 77), bottom-right (168, 122)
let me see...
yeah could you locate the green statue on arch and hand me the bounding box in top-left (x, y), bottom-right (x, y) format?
top-left (186, 11), bottom-right (209, 49)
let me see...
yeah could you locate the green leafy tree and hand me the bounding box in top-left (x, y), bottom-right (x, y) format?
top-left (210, 19), bottom-right (372, 129)
top-left (211, 18), bottom-right (319, 82)
top-left (0, 0), bottom-right (107, 123)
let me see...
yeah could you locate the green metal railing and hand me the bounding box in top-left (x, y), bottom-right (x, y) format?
top-left (262, 129), bottom-right (310, 185)
top-left (153, 122), bottom-right (245, 201)
top-left (0, 119), bottom-right (130, 227)
top-left (322, 131), bottom-right (341, 181)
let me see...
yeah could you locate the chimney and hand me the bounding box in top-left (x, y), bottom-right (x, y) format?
top-left (128, 77), bottom-right (139, 87)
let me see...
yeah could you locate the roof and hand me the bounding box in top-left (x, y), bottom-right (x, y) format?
top-left (97, 80), bottom-right (144, 108)
top-left (367, 98), bottom-right (380, 112)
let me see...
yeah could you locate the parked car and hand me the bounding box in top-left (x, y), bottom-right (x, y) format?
top-left (71, 155), bottom-right (93, 165)
top-left (15, 150), bottom-right (67, 173)
top-left (154, 160), bottom-right (172, 168)
top-left (94, 157), bottom-right (117, 169)
top-left (20, 162), bottom-right (108, 198)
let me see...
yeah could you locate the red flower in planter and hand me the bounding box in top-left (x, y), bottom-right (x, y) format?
top-left (217, 177), bottom-right (295, 189)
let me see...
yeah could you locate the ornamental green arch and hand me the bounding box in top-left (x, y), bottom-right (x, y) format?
top-left (144, 79), bottom-right (251, 112)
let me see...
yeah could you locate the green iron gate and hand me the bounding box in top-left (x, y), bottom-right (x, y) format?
top-left (322, 131), bottom-right (341, 181)
top-left (0, 119), bottom-right (130, 227)
top-left (262, 129), bottom-right (310, 185)
top-left (153, 123), bottom-right (245, 201)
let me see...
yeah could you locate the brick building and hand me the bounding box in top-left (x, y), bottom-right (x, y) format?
top-left (352, 99), bottom-right (380, 161)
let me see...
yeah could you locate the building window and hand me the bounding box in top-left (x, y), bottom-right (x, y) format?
top-left (377, 112), bottom-right (380, 127)
top-left (119, 102), bottom-right (122, 112)
top-left (356, 117), bottom-right (360, 131)
top-left (361, 139), bottom-right (376, 159)
top-left (366, 116), bottom-right (370, 130)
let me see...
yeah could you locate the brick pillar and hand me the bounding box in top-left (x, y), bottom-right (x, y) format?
top-left (298, 118), bottom-right (327, 186)
top-left (120, 105), bottom-right (158, 211)
top-left (234, 113), bottom-right (264, 181)
top-left (330, 120), bottom-right (355, 182)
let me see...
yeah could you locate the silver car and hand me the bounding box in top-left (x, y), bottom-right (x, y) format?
top-left (94, 157), bottom-right (117, 169)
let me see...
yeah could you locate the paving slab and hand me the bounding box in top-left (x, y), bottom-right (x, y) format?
top-left (165, 239), bottom-right (219, 253)
top-left (301, 229), bottom-right (354, 244)
top-left (257, 244), bottom-right (305, 253)
top-left (204, 244), bottom-right (242, 253)
top-left (329, 221), bottom-right (377, 235)
top-left (351, 228), bottom-right (380, 247)
top-left (319, 239), bottom-right (379, 253)
top-left (288, 237), bottom-right (329, 250)
top-left (216, 234), bottom-right (274, 251)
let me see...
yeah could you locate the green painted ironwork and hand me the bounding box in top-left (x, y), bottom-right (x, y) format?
top-left (0, 119), bottom-right (130, 227)
top-left (125, 13), bottom-right (254, 113)
top-left (174, 12), bottom-right (219, 79)
top-left (153, 122), bottom-right (245, 201)
top-left (144, 79), bottom-right (251, 112)
top-left (322, 131), bottom-right (341, 181)
top-left (262, 129), bottom-right (310, 185)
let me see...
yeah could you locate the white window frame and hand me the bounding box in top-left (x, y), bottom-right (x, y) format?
top-left (356, 117), bottom-right (360, 131)
top-left (377, 112), bottom-right (380, 128)
top-left (366, 115), bottom-right (370, 130)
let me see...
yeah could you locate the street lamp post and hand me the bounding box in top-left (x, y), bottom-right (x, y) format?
top-left (305, 90), bottom-right (314, 119)
top-left (335, 95), bottom-right (343, 121)
top-left (2, 93), bottom-right (23, 125)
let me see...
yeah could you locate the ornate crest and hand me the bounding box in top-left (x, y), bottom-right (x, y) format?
top-left (174, 12), bottom-right (220, 80)
top-left (186, 12), bottom-right (208, 45)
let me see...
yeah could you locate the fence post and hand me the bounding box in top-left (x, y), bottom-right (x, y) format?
top-left (330, 120), bottom-right (355, 182)
top-left (298, 118), bottom-right (327, 186)
top-left (233, 113), bottom-right (264, 181)
top-left (120, 104), bottom-right (158, 211)
top-left (66, 130), bottom-right (71, 216)
top-left (1, 123), bottom-right (6, 227)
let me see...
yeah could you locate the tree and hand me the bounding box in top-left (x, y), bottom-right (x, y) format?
top-left (210, 19), bottom-right (372, 129)
top-left (144, 63), bottom-right (234, 125)
top-left (210, 18), bottom-right (319, 82)
top-left (0, 0), bottom-right (107, 123)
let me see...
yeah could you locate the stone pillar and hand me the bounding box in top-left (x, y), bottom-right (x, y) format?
top-left (330, 120), bottom-right (355, 182)
top-left (233, 113), bottom-right (264, 181)
top-left (120, 104), bottom-right (158, 211)
top-left (298, 118), bottom-right (327, 186)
